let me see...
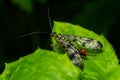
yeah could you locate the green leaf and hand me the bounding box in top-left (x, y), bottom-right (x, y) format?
top-left (103, 66), bottom-right (120, 80)
top-left (0, 48), bottom-right (80, 80)
top-left (51, 21), bottom-right (118, 80)
top-left (0, 21), bottom-right (118, 80)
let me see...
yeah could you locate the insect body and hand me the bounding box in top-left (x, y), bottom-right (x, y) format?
top-left (51, 32), bottom-right (103, 70)
top-left (51, 32), bottom-right (84, 70)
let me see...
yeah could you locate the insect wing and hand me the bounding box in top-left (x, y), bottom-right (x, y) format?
top-left (63, 34), bottom-right (103, 50)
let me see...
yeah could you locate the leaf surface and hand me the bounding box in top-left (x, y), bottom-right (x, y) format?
top-left (0, 48), bottom-right (80, 80)
top-left (52, 21), bottom-right (118, 80)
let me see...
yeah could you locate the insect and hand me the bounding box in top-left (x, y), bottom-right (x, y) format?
top-left (55, 34), bottom-right (103, 50)
top-left (50, 32), bottom-right (102, 70)
top-left (51, 32), bottom-right (84, 70)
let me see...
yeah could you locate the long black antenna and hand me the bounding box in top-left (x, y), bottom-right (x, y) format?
top-left (48, 6), bottom-right (52, 31)
top-left (18, 7), bottom-right (52, 38)
top-left (17, 32), bottom-right (50, 38)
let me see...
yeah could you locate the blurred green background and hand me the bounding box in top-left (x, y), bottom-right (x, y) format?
top-left (0, 0), bottom-right (120, 73)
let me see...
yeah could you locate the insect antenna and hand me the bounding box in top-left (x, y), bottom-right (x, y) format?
top-left (17, 32), bottom-right (50, 38)
top-left (18, 7), bottom-right (53, 38)
top-left (48, 6), bottom-right (53, 31)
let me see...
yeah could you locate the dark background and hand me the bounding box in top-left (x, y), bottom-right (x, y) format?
top-left (0, 0), bottom-right (120, 73)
